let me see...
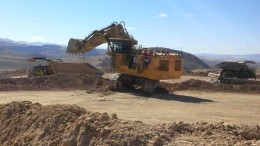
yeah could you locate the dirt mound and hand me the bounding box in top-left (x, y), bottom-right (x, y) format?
top-left (0, 101), bottom-right (259, 145)
top-left (0, 69), bottom-right (28, 78)
top-left (0, 101), bottom-right (85, 146)
top-left (160, 79), bottom-right (260, 94)
top-left (0, 74), bottom-right (110, 93)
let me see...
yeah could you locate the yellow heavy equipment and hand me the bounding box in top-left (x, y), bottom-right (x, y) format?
top-left (67, 22), bottom-right (183, 94)
top-left (28, 57), bottom-right (102, 76)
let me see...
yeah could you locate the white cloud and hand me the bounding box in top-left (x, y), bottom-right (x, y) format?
top-left (155, 13), bottom-right (168, 18)
top-left (29, 36), bottom-right (46, 42)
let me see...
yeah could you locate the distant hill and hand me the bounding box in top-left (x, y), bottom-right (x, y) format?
top-left (0, 38), bottom-right (210, 71)
top-left (197, 54), bottom-right (260, 67)
top-left (0, 38), bottom-right (106, 58)
top-left (0, 38), bottom-right (17, 46)
top-left (0, 38), bottom-right (106, 69)
top-left (0, 38), bottom-right (65, 46)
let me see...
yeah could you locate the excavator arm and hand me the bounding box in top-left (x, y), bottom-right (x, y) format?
top-left (66, 22), bottom-right (138, 54)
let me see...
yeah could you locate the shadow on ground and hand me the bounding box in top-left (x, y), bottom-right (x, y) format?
top-left (117, 87), bottom-right (214, 103)
top-left (150, 93), bottom-right (214, 103)
top-left (153, 87), bottom-right (214, 103)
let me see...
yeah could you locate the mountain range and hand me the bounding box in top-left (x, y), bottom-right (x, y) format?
top-left (0, 38), bottom-right (106, 58)
top-left (1, 38), bottom-right (258, 70)
top-left (0, 38), bottom-right (106, 69)
top-left (197, 54), bottom-right (260, 67)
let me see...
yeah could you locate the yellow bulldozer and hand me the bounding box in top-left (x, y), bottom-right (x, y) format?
top-left (67, 22), bottom-right (183, 94)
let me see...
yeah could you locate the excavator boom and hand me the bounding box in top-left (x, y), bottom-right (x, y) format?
top-left (66, 22), bottom-right (137, 54)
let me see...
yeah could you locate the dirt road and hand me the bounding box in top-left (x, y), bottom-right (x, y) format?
top-left (0, 90), bottom-right (259, 125)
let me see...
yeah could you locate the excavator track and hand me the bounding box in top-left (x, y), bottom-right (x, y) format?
top-left (105, 73), bottom-right (159, 94)
top-left (142, 79), bottom-right (159, 94)
top-left (107, 73), bottom-right (122, 90)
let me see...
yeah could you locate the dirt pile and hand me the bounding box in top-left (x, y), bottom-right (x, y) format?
top-left (161, 79), bottom-right (260, 94)
top-left (0, 101), bottom-right (259, 146)
top-left (0, 74), bottom-right (110, 93)
top-left (0, 101), bottom-right (85, 146)
top-left (0, 69), bottom-right (28, 78)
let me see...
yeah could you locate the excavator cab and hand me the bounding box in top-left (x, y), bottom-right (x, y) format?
top-left (107, 38), bottom-right (133, 54)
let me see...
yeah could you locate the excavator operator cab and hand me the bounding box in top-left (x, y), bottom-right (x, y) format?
top-left (108, 38), bottom-right (133, 54)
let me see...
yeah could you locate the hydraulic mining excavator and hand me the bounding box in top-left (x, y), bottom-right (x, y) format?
top-left (67, 22), bottom-right (183, 94)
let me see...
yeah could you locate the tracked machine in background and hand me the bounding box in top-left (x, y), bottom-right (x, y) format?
top-left (67, 22), bottom-right (183, 94)
top-left (28, 57), bottom-right (102, 76)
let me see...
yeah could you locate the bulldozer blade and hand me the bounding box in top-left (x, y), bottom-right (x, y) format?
top-left (66, 38), bottom-right (84, 53)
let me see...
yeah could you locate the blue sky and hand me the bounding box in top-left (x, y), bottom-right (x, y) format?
top-left (0, 0), bottom-right (259, 54)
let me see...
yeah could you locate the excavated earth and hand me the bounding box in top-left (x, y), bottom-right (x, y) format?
top-left (0, 101), bottom-right (259, 146)
top-left (0, 74), bottom-right (110, 93)
top-left (160, 79), bottom-right (260, 94)
top-left (0, 73), bottom-right (260, 94)
top-left (0, 69), bottom-right (28, 78)
top-left (0, 73), bottom-right (260, 145)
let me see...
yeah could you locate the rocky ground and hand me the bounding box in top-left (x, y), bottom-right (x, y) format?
top-left (1, 72), bottom-right (260, 94)
top-left (160, 79), bottom-right (260, 94)
top-left (0, 74), bottom-right (110, 93)
top-left (0, 101), bottom-right (259, 146)
top-left (0, 69), bottom-right (28, 78)
top-left (0, 71), bottom-right (260, 145)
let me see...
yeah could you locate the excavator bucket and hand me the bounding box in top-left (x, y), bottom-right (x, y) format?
top-left (67, 38), bottom-right (84, 54)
